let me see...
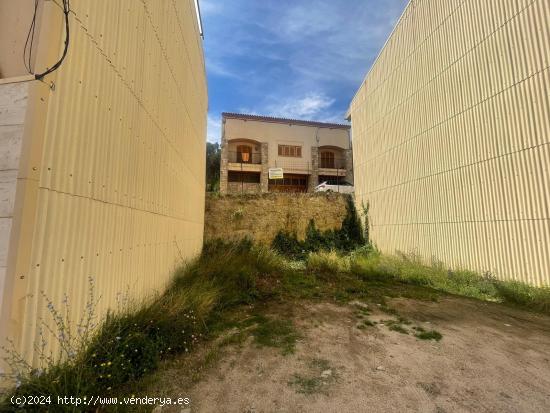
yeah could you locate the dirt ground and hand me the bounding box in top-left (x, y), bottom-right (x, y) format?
top-left (153, 297), bottom-right (550, 413)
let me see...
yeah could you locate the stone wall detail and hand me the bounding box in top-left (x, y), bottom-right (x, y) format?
top-left (308, 146), bottom-right (319, 192)
top-left (204, 193), bottom-right (348, 244)
top-left (260, 142), bottom-right (269, 193)
top-left (219, 120), bottom-right (229, 194)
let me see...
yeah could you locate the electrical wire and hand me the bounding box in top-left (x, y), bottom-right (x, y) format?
top-left (23, 0), bottom-right (71, 81)
top-left (23, 0), bottom-right (39, 74)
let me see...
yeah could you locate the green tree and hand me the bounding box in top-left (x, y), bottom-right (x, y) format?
top-left (206, 142), bottom-right (221, 192)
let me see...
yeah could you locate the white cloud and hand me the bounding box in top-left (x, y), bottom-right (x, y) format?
top-left (206, 58), bottom-right (242, 79)
top-left (270, 1), bottom-right (407, 86)
top-left (199, 0), bottom-right (223, 16)
top-left (202, 0), bottom-right (408, 126)
top-left (267, 93), bottom-right (335, 119)
top-left (207, 114), bottom-right (221, 143)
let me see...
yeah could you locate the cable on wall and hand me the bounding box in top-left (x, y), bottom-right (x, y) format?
top-left (23, 0), bottom-right (71, 81)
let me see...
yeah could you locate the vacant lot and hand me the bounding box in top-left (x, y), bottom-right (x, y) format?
top-left (142, 295), bottom-right (550, 413)
top-left (7, 242), bottom-right (550, 412)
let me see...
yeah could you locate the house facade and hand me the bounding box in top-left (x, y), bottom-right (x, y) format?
top-left (220, 113), bottom-right (352, 194)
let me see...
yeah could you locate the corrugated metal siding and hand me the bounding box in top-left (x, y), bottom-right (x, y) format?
top-left (350, 0), bottom-right (550, 286)
top-left (3, 0), bottom-right (207, 364)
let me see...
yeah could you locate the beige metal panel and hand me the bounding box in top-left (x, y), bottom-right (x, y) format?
top-left (1, 0), bottom-right (207, 364)
top-left (0, 0), bottom-right (45, 78)
top-left (350, 0), bottom-right (550, 285)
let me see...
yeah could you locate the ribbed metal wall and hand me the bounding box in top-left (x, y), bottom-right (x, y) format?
top-left (3, 0), bottom-right (207, 364)
top-left (350, 0), bottom-right (550, 286)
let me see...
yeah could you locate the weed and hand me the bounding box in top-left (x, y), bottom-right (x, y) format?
top-left (273, 196), bottom-right (366, 259)
top-left (379, 305), bottom-right (398, 316)
top-left (310, 358), bottom-right (331, 371)
top-left (280, 271), bottom-right (321, 299)
top-left (289, 359), bottom-right (336, 395)
top-left (415, 330), bottom-right (443, 341)
top-left (388, 323), bottom-right (409, 335)
top-left (272, 231), bottom-right (305, 260)
top-left (361, 201), bottom-right (371, 245)
top-left (494, 281), bottom-right (550, 313)
top-left (251, 315), bottom-right (299, 355)
top-left (288, 375), bottom-right (324, 395)
top-left (349, 250), bottom-right (550, 314)
top-left (231, 208), bottom-right (244, 221)
top-left (306, 251), bottom-right (349, 277)
top-left (398, 316), bottom-right (412, 325)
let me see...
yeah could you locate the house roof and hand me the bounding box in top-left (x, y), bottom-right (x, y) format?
top-left (222, 112), bottom-right (351, 130)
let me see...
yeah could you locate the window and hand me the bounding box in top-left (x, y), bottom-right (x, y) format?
top-left (236, 145), bottom-right (252, 163)
top-left (269, 174), bottom-right (308, 192)
top-left (278, 145), bottom-right (302, 158)
top-left (320, 151), bottom-right (335, 168)
top-left (228, 172), bottom-right (261, 183)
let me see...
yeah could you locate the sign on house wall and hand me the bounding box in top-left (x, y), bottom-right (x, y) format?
top-left (269, 168), bottom-right (284, 180)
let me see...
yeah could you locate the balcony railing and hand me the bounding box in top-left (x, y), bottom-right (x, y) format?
top-left (228, 151), bottom-right (262, 164)
top-left (319, 157), bottom-right (347, 169)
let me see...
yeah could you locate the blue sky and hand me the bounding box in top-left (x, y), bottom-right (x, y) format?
top-left (201, 0), bottom-right (409, 142)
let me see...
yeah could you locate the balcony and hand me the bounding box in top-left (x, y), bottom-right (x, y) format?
top-left (320, 157), bottom-right (347, 169)
top-left (319, 156), bottom-right (347, 177)
top-left (227, 151), bottom-right (262, 172)
top-left (228, 151), bottom-right (262, 164)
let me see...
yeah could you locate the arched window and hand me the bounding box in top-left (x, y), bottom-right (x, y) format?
top-left (237, 145), bottom-right (252, 163)
top-left (320, 151), bottom-right (335, 168)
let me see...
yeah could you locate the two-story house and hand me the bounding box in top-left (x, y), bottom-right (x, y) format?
top-left (220, 113), bottom-right (352, 194)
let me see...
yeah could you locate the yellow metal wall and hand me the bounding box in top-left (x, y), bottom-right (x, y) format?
top-left (2, 0), bottom-right (207, 364)
top-left (350, 0), bottom-right (550, 285)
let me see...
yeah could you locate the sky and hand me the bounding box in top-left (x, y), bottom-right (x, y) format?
top-left (201, 0), bottom-right (409, 142)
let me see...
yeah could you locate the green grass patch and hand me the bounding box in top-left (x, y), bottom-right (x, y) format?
top-left (415, 330), bottom-right (443, 341)
top-left (289, 359), bottom-right (336, 395)
top-left (250, 315), bottom-right (299, 355)
top-left (350, 249), bottom-right (550, 314)
top-left (306, 251), bottom-right (349, 277)
top-left (309, 358), bottom-right (331, 371)
top-left (387, 323), bottom-right (409, 335)
top-left (288, 375), bottom-right (324, 395)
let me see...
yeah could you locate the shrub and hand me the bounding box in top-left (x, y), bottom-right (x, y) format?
top-left (494, 281), bottom-right (550, 313)
top-left (306, 251), bottom-right (349, 277)
top-left (272, 231), bottom-right (305, 260)
top-left (272, 196), bottom-right (366, 259)
top-left (338, 195), bottom-right (365, 251)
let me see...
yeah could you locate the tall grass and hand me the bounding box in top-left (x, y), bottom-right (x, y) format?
top-left (305, 251), bottom-right (349, 277)
top-left (1, 239), bottom-right (287, 411)
top-left (350, 249), bottom-right (550, 312)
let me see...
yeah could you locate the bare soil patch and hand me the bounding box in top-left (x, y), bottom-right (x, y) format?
top-left (148, 297), bottom-right (550, 413)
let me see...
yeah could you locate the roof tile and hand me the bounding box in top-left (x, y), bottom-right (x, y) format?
top-left (222, 112), bottom-right (350, 130)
